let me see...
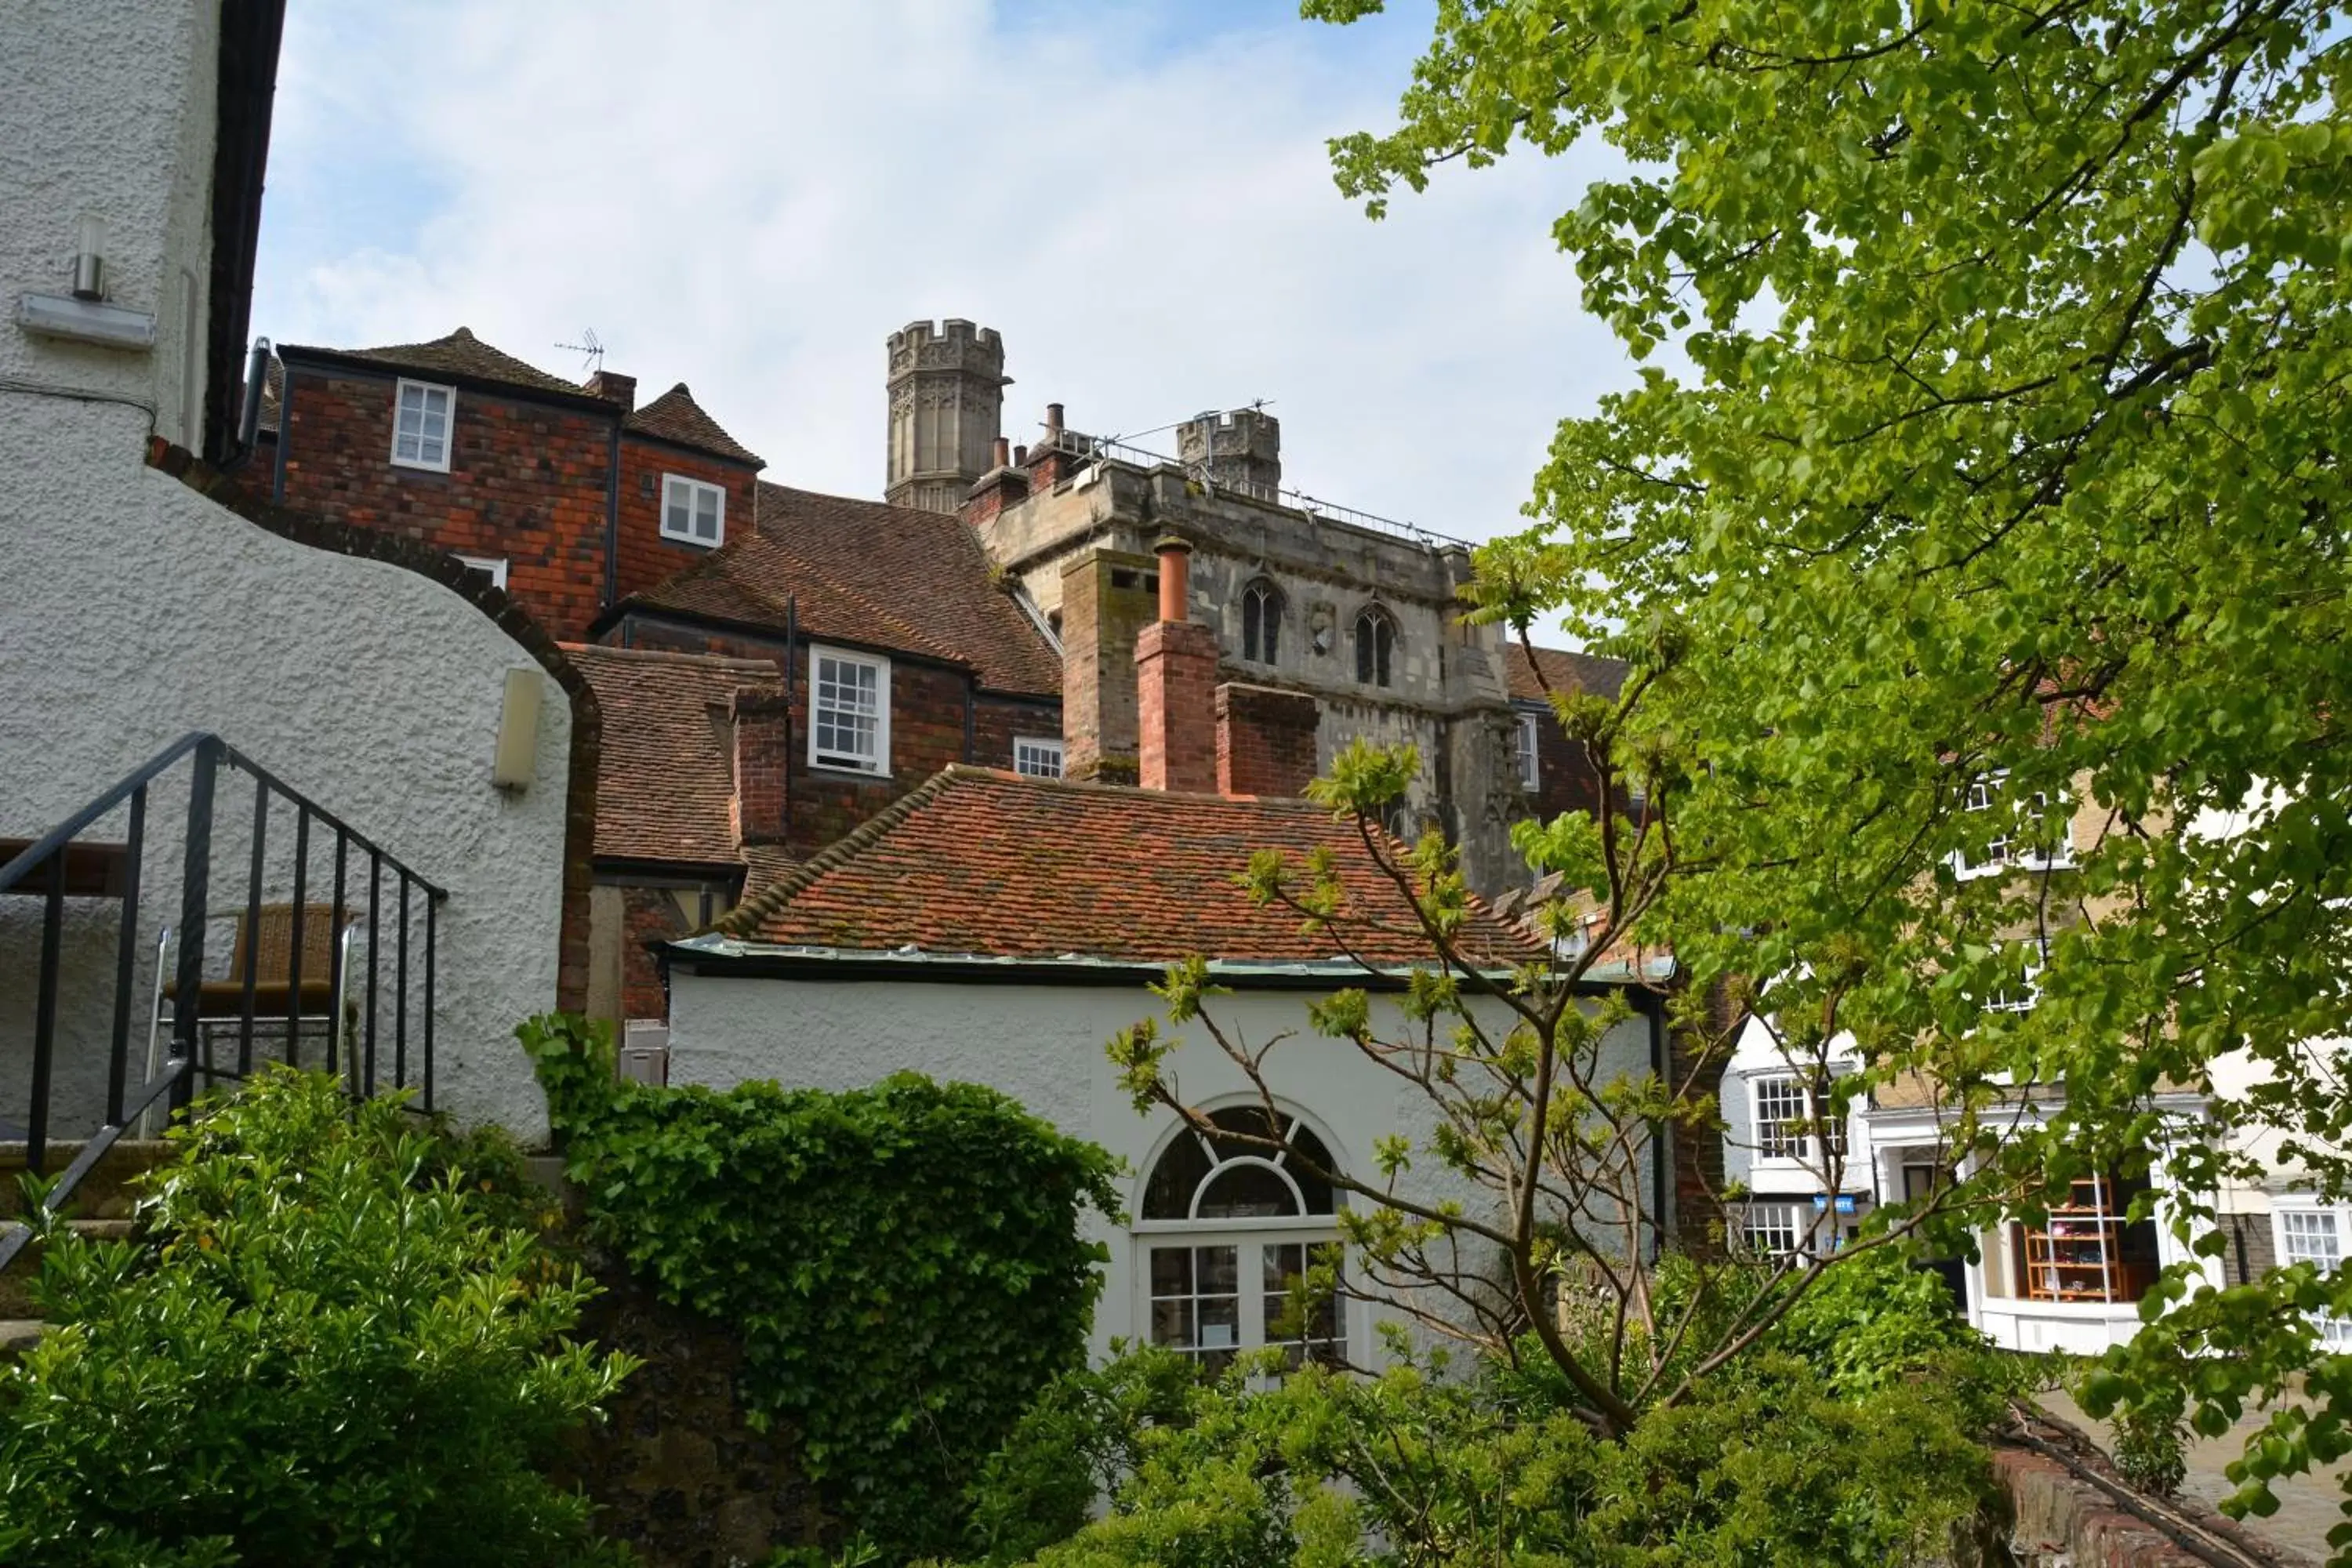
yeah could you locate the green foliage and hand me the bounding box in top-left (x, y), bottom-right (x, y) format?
top-left (1766, 1245), bottom-right (2010, 1402)
top-left (1314, 0), bottom-right (2350, 1550)
top-left (0, 1068), bottom-right (630, 1568)
top-left (977, 1339), bottom-right (1999, 1568)
top-left (963, 1343), bottom-right (1200, 1566)
top-left (523, 1013), bottom-right (1121, 1563)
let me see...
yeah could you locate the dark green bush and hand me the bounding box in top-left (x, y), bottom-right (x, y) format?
top-left (522, 1013), bottom-right (1120, 1563)
top-left (0, 1068), bottom-right (631, 1568)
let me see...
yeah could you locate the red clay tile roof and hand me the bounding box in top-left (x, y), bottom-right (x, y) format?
top-left (717, 767), bottom-right (1540, 967)
top-left (566, 642), bottom-right (782, 867)
top-left (623, 484), bottom-right (1062, 697)
top-left (626, 383), bottom-right (765, 467)
top-left (280, 326), bottom-right (592, 400)
top-left (1505, 643), bottom-right (1629, 704)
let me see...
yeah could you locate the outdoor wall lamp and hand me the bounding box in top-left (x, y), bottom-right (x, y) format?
top-left (492, 668), bottom-right (543, 792)
top-left (16, 212), bottom-right (157, 350)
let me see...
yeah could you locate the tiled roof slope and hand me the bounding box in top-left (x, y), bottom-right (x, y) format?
top-left (280, 326), bottom-right (590, 400)
top-left (626, 383), bottom-right (765, 467)
top-left (720, 767), bottom-right (1540, 967)
top-left (630, 531), bottom-right (969, 666)
top-left (566, 642), bottom-right (782, 866)
top-left (1505, 643), bottom-right (1630, 704)
top-left (627, 484), bottom-right (1062, 697)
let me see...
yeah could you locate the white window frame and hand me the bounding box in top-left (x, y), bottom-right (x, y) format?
top-left (1955, 769), bottom-right (2075, 880)
top-left (1515, 711), bottom-right (1541, 790)
top-left (1740, 1201), bottom-right (1808, 1260)
top-left (390, 378), bottom-right (453, 472)
top-left (2271, 1201), bottom-right (2352, 1346)
top-left (1984, 938), bottom-right (2047, 1015)
top-left (808, 646), bottom-right (889, 776)
top-left (1014, 736), bottom-right (1064, 779)
top-left (455, 554), bottom-right (508, 590)
top-left (661, 473), bottom-right (727, 547)
top-left (1750, 1071), bottom-right (1847, 1164)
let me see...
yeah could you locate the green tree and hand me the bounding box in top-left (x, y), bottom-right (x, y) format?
top-left (1127, 0), bottom-right (2347, 1540)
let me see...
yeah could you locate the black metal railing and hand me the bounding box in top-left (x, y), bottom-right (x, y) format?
top-left (0, 733), bottom-right (445, 1269)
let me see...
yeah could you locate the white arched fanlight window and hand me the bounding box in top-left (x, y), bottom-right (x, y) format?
top-left (1136, 1105), bottom-right (1345, 1374)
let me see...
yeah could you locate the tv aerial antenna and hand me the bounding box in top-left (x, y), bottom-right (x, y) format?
top-left (555, 328), bottom-right (603, 376)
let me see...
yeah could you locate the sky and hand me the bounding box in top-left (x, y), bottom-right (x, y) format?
top-left (252, 0), bottom-right (1635, 543)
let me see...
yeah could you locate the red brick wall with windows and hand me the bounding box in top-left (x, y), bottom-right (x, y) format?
top-left (975, 693), bottom-right (1066, 774)
top-left (602, 615), bottom-right (1047, 854)
top-left (614, 437), bottom-right (760, 605)
top-left (1519, 703), bottom-right (1613, 822)
top-left (276, 364), bottom-right (618, 639)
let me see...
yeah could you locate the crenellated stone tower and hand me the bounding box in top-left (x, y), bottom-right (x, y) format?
top-left (885, 319), bottom-right (1010, 514)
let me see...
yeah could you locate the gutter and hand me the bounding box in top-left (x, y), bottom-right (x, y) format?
top-left (663, 931), bottom-right (1649, 995)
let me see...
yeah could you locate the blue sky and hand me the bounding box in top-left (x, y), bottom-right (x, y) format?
top-left (252, 2), bottom-right (1632, 543)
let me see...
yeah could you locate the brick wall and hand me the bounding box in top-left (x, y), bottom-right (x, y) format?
top-left (1136, 619), bottom-right (1219, 793)
top-left (620, 885), bottom-right (688, 1019)
top-left (606, 613), bottom-right (1010, 854)
top-left (974, 691), bottom-right (1065, 773)
top-left (615, 435), bottom-right (760, 605)
top-left (1520, 702), bottom-right (1613, 822)
top-left (276, 362), bottom-right (619, 639)
top-left (1217, 681), bottom-right (1319, 797)
top-left (1059, 550), bottom-right (1159, 784)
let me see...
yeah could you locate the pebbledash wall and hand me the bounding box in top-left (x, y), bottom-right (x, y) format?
top-left (662, 968), bottom-right (1656, 1363)
top-left (0, 407), bottom-right (575, 1139)
top-left (2, 0), bottom-right (575, 1140)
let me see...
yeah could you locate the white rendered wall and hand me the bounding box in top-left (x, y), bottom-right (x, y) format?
top-left (2, 0), bottom-right (572, 1140)
top-left (666, 969), bottom-right (1656, 1363)
top-left (0, 405), bottom-right (573, 1141)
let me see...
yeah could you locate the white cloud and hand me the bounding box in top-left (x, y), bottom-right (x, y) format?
top-left (255, 0), bottom-right (1634, 543)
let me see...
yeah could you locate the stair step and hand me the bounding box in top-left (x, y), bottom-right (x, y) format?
top-left (0, 1219), bottom-right (149, 1319)
top-left (0, 1140), bottom-right (174, 1220)
top-left (0, 1319), bottom-right (44, 1360)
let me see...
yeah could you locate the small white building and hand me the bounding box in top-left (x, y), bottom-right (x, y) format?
top-left (660, 567), bottom-right (1662, 1365)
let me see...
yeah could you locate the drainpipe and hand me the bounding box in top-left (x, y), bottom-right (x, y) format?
top-left (270, 362), bottom-right (292, 503)
top-left (782, 595), bottom-right (797, 846)
top-left (1647, 988), bottom-right (1671, 1262)
top-left (601, 419), bottom-right (621, 612)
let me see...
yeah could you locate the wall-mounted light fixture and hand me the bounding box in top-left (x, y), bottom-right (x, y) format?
top-left (492, 668), bottom-right (543, 792)
top-left (16, 209), bottom-right (154, 350)
top-left (72, 215), bottom-right (106, 300)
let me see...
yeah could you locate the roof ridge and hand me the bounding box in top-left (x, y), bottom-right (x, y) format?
top-left (715, 767), bottom-right (971, 938)
top-left (561, 640), bottom-right (781, 676)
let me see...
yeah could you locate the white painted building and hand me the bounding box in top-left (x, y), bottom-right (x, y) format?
top-left (2, 0), bottom-right (588, 1145)
top-left (659, 584), bottom-right (1664, 1365)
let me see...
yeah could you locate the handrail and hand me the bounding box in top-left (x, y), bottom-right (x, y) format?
top-left (0, 732), bottom-right (445, 901)
top-left (0, 731), bottom-right (208, 897)
top-left (2, 733), bottom-right (446, 1263)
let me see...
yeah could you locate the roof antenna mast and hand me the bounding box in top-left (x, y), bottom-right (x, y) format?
top-left (555, 327), bottom-right (603, 376)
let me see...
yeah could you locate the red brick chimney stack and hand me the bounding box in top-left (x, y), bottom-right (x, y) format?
top-left (731, 688), bottom-right (792, 844)
top-left (584, 370), bottom-right (637, 412)
top-left (1134, 536), bottom-right (1218, 793)
top-left (1216, 683), bottom-right (1320, 797)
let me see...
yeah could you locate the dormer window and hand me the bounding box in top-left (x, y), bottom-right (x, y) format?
top-left (1354, 606), bottom-right (1396, 688)
top-left (1242, 580), bottom-right (1283, 664)
top-left (662, 475), bottom-right (726, 547)
top-left (391, 379), bottom-right (452, 471)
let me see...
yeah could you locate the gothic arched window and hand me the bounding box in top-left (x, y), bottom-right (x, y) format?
top-left (1138, 1105), bottom-right (1345, 1373)
top-left (1242, 580), bottom-right (1283, 665)
top-left (1354, 606), bottom-right (1396, 688)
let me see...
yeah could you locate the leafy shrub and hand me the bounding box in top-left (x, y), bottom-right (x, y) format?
top-left (523, 1013), bottom-right (1120, 1563)
top-left (975, 1340), bottom-right (2001, 1568)
top-left (0, 1068), bottom-right (631, 1568)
